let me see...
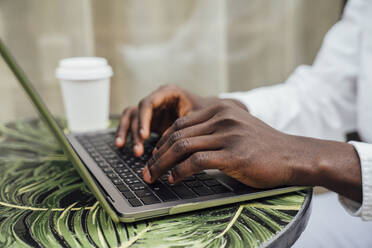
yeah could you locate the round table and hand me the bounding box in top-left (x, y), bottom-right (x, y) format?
top-left (0, 119), bottom-right (312, 248)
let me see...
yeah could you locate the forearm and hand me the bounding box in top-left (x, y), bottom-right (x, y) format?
top-left (289, 135), bottom-right (362, 202)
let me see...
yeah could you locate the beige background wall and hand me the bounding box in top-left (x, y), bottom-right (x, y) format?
top-left (227, 0), bottom-right (343, 91)
top-left (0, 0), bottom-right (343, 123)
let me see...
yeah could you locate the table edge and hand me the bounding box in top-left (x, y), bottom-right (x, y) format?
top-left (263, 188), bottom-right (313, 248)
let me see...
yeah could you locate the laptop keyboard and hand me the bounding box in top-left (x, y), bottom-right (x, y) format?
top-left (75, 132), bottom-right (231, 207)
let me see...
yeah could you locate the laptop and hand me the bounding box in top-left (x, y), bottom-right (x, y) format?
top-left (0, 38), bottom-right (306, 223)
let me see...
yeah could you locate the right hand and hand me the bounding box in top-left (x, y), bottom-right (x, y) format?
top-left (115, 84), bottom-right (210, 157)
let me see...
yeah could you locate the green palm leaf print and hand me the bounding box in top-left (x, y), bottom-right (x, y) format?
top-left (0, 119), bottom-right (306, 248)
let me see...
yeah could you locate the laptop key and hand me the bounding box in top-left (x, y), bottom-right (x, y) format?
top-left (130, 183), bottom-right (146, 191)
top-left (194, 171), bottom-right (206, 175)
top-left (83, 144), bottom-right (93, 150)
top-left (103, 155), bottom-right (116, 161)
top-left (148, 182), bottom-right (178, 202)
top-left (92, 155), bottom-right (101, 161)
top-left (114, 168), bottom-right (129, 174)
top-left (192, 186), bottom-right (214, 196)
top-left (140, 154), bottom-right (150, 161)
top-left (195, 174), bottom-right (212, 181)
top-left (119, 173), bottom-right (135, 179)
top-left (108, 158), bottom-right (119, 164)
top-left (210, 185), bottom-right (231, 194)
top-left (134, 189), bottom-right (153, 198)
top-left (97, 161), bottom-right (106, 167)
top-left (122, 191), bottom-right (136, 199)
top-left (112, 162), bottom-right (125, 169)
top-left (129, 164), bottom-right (138, 169)
top-left (116, 184), bottom-right (130, 192)
top-left (163, 180), bottom-right (171, 186)
top-left (106, 172), bottom-right (118, 179)
top-left (124, 178), bottom-right (141, 185)
top-left (137, 173), bottom-right (144, 180)
top-left (170, 185), bottom-right (197, 199)
top-left (94, 157), bottom-right (104, 163)
top-left (160, 174), bottom-right (169, 181)
top-left (183, 176), bottom-right (196, 182)
top-left (141, 195), bottom-right (161, 205)
top-left (185, 181), bottom-right (203, 188)
top-left (112, 179), bottom-right (123, 185)
top-left (128, 198), bottom-right (142, 207)
top-left (97, 147), bottom-right (109, 152)
top-left (124, 159), bottom-right (132, 164)
top-left (118, 153), bottom-right (128, 160)
top-left (134, 161), bottom-right (144, 167)
top-left (86, 148), bottom-right (95, 153)
top-left (104, 154), bottom-right (116, 160)
top-left (203, 179), bottom-right (221, 187)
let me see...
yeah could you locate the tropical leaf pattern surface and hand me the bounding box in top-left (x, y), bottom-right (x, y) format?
top-left (0, 119), bottom-right (307, 248)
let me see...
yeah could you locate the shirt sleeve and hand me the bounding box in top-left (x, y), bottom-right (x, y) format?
top-left (220, 0), bottom-right (362, 142)
top-left (339, 141), bottom-right (372, 221)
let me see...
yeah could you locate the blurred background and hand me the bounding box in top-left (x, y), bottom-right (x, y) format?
top-left (0, 0), bottom-right (344, 123)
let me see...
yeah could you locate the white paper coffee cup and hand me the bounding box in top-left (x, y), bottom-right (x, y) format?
top-left (56, 57), bottom-right (113, 132)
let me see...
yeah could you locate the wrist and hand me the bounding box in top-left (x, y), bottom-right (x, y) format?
top-left (289, 136), bottom-right (362, 202)
top-left (316, 141), bottom-right (362, 202)
top-left (286, 136), bottom-right (322, 187)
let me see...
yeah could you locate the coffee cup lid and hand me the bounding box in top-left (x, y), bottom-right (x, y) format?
top-left (56, 57), bottom-right (113, 81)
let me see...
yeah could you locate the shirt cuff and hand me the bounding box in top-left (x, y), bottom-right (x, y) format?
top-left (339, 141), bottom-right (372, 220)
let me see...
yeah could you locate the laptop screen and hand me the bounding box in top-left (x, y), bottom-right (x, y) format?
top-left (0, 38), bottom-right (78, 156)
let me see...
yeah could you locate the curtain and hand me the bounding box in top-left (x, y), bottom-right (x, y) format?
top-left (0, 0), bottom-right (342, 123)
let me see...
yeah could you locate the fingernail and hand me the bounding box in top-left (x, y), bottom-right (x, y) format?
top-left (152, 148), bottom-right (157, 155)
top-left (143, 166), bottom-right (151, 182)
top-left (134, 144), bottom-right (140, 151)
top-left (134, 144), bottom-right (141, 154)
top-left (116, 137), bottom-right (123, 146)
top-left (168, 174), bottom-right (174, 183)
top-left (140, 128), bottom-right (146, 138)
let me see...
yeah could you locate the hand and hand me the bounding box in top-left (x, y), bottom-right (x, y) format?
top-left (142, 101), bottom-right (363, 203)
top-left (116, 84), bottom-right (244, 156)
top-left (142, 101), bottom-right (296, 188)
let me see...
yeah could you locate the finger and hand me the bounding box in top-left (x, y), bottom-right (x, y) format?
top-left (137, 98), bottom-right (153, 140)
top-left (116, 108), bottom-right (133, 147)
top-left (145, 135), bottom-right (222, 183)
top-left (130, 113), bottom-right (144, 157)
top-left (169, 151), bottom-right (224, 183)
top-left (155, 106), bottom-right (217, 149)
top-left (137, 91), bottom-right (169, 140)
top-left (152, 121), bottom-right (214, 162)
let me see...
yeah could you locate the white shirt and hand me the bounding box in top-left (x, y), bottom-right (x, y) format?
top-left (220, 0), bottom-right (372, 220)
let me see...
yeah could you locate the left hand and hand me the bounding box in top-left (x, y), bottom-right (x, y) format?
top-left (142, 101), bottom-right (299, 189)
